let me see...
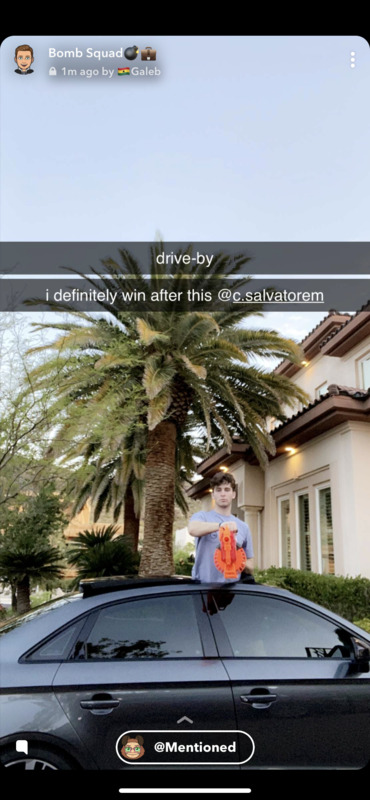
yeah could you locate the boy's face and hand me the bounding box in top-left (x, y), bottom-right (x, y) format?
top-left (213, 481), bottom-right (236, 508)
top-left (15, 50), bottom-right (33, 71)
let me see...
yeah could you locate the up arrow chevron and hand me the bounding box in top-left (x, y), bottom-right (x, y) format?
top-left (176, 716), bottom-right (194, 724)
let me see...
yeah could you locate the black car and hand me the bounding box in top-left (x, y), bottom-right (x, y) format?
top-left (0, 576), bottom-right (369, 770)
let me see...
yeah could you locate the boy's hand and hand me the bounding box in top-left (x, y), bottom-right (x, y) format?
top-left (220, 521), bottom-right (238, 533)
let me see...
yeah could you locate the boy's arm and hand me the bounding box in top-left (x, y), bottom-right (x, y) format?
top-left (188, 520), bottom-right (220, 538)
top-left (188, 519), bottom-right (239, 537)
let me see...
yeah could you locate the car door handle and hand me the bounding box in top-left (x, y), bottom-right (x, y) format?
top-left (240, 694), bottom-right (277, 705)
top-left (80, 697), bottom-right (120, 710)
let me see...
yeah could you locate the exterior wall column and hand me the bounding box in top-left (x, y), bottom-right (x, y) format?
top-left (240, 505), bottom-right (263, 568)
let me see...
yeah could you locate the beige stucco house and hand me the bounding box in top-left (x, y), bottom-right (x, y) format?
top-left (188, 308), bottom-right (370, 579)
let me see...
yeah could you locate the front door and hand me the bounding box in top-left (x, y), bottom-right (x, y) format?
top-left (205, 589), bottom-right (370, 769)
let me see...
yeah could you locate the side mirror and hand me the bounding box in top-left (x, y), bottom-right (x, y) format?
top-left (349, 636), bottom-right (370, 674)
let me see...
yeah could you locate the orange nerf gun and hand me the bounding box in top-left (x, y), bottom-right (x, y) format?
top-left (214, 524), bottom-right (247, 579)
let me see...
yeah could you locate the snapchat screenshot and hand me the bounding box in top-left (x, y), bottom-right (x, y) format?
top-left (0, 35), bottom-right (369, 797)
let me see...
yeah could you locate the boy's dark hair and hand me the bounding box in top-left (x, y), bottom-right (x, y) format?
top-left (210, 472), bottom-right (236, 491)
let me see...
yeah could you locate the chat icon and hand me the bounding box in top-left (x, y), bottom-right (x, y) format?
top-left (16, 739), bottom-right (28, 755)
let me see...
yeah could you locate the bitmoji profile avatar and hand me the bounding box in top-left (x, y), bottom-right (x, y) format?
top-left (14, 45), bottom-right (34, 74)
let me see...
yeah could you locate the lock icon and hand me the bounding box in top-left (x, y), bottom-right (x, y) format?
top-left (141, 46), bottom-right (156, 61)
top-left (49, 66), bottom-right (57, 76)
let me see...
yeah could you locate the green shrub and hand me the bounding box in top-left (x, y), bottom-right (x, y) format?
top-left (254, 567), bottom-right (370, 622)
top-left (174, 545), bottom-right (195, 576)
top-left (353, 618), bottom-right (370, 633)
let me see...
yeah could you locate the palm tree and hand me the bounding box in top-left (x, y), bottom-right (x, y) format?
top-left (50, 416), bottom-right (146, 553)
top-left (0, 533), bottom-right (64, 613)
top-left (27, 326), bottom-right (147, 550)
top-left (69, 459), bottom-right (142, 552)
top-left (137, 312), bottom-right (308, 575)
top-left (66, 525), bottom-right (139, 588)
top-left (25, 245), bottom-right (308, 576)
top-left (63, 422), bottom-right (198, 554)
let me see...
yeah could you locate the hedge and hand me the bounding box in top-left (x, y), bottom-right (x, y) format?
top-left (353, 618), bottom-right (370, 633)
top-left (254, 566), bottom-right (370, 622)
top-left (174, 546), bottom-right (194, 576)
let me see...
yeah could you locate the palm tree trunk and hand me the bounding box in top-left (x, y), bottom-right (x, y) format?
top-left (123, 483), bottom-right (140, 552)
top-left (16, 576), bottom-right (31, 614)
top-left (139, 421), bottom-right (176, 576)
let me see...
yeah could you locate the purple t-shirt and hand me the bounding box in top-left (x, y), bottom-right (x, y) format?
top-left (190, 510), bottom-right (253, 583)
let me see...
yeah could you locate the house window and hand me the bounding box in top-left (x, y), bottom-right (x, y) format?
top-left (315, 382), bottom-right (328, 399)
top-left (297, 493), bottom-right (311, 571)
top-left (318, 487), bottom-right (335, 575)
top-left (279, 498), bottom-right (291, 567)
top-left (360, 354), bottom-right (370, 390)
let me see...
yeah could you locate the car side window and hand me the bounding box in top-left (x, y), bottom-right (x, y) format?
top-left (25, 621), bottom-right (82, 661)
top-left (210, 592), bottom-right (352, 658)
top-left (82, 594), bottom-right (204, 660)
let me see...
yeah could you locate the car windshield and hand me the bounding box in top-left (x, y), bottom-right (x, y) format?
top-left (0, 593), bottom-right (81, 636)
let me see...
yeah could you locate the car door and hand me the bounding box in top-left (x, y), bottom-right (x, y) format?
top-left (204, 589), bottom-right (370, 769)
top-left (53, 591), bottom-right (239, 769)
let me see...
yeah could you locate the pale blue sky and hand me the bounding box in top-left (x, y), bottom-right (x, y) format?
top-left (1, 35), bottom-right (369, 338)
top-left (1, 35), bottom-right (369, 242)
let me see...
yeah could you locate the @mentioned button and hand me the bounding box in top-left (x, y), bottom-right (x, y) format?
top-left (116, 729), bottom-right (254, 765)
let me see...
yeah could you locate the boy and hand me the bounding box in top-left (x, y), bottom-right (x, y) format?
top-left (188, 472), bottom-right (254, 583)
